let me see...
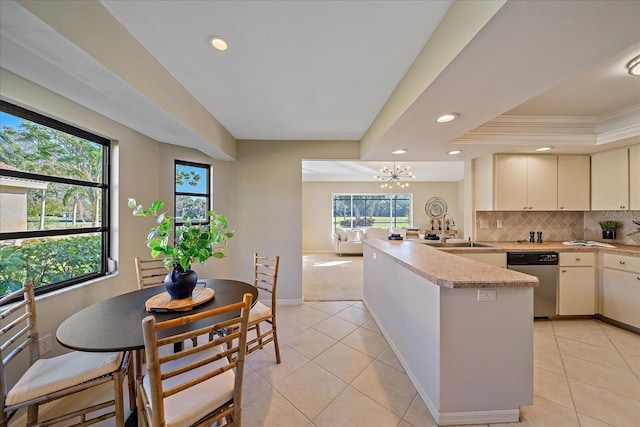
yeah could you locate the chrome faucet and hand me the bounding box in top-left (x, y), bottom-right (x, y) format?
top-left (440, 213), bottom-right (455, 242)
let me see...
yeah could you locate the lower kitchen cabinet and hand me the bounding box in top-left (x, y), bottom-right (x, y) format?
top-left (558, 253), bottom-right (595, 315)
top-left (602, 253), bottom-right (640, 329)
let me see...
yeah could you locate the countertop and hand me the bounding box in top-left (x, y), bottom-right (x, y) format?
top-left (433, 241), bottom-right (640, 256)
top-left (363, 239), bottom-right (538, 289)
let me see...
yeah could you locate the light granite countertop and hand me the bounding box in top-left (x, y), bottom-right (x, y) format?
top-left (437, 241), bottom-right (640, 256)
top-left (363, 239), bottom-right (538, 289)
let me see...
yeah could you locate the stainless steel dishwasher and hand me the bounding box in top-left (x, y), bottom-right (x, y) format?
top-left (507, 252), bottom-right (559, 317)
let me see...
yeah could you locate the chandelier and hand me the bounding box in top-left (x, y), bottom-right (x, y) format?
top-left (374, 162), bottom-right (414, 188)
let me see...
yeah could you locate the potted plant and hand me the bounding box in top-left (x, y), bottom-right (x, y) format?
top-left (598, 220), bottom-right (619, 240)
top-left (128, 198), bottom-right (234, 299)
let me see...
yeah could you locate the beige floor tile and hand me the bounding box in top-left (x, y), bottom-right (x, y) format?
top-left (283, 304), bottom-right (332, 327)
top-left (361, 318), bottom-right (382, 334)
top-left (576, 412), bottom-right (615, 427)
top-left (533, 366), bottom-right (574, 409)
top-left (569, 378), bottom-right (640, 427)
top-left (305, 300), bottom-right (351, 315)
top-left (248, 342), bottom-right (310, 385)
top-left (351, 360), bottom-right (417, 417)
top-left (342, 327), bottom-right (390, 358)
top-left (276, 314), bottom-right (314, 342)
top-left (552, 319), bottom-right (615, 349)
top-left (622, 352), bottom-right (640, 377)
top-left (533, 318), bottom-right (555, 335)
top-left (312, 315), bottom-right (359, 340)
top-left (242, 366), bottom-right (274, 405)
top-left (562, 355), bottom-right (640, 398)
top-left (533, 342), bottom-right (565, 375)
top-left (557, 335), bottom-right (632, 372)
top-left (242, 387), bottom-right (313, 427)
top-left (350, 300), bottom-right (368, 311)
top-left (518, 395), bottom-right (579, 426)
top-left (533, 329), bottom-right (558, 348)
top-left (376, 346), bottom-right (405, 373)
top-left (313, 341), bottom-right (374, 383)
top-left (402, 394), bottom-right (439, 427)
top-left (284, 327), bottom-right (338, 359)
top-left (601, 323), bottom-right (640, 357)
top-left (272, 361), bottom-right (347, 420)
top-left (313, 386), bottom-right (402, 427)
top-left (335, 305), bottom-right (373, 326)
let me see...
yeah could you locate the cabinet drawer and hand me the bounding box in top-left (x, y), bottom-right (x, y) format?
top-left (603, 253), bottom-right (640, 273)
top-left (559, 252), bottom-right (594, 267)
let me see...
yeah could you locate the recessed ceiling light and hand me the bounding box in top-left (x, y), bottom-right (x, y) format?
top-left (447, 150), bottom-right (462, 155)
top-left (392, 149), bottom-right (408, 154)
top-left (209, 36), bottom-right (228, 51)
top-left (536, 147), bottom-right (552, 152)
top-left (627, 54), bottom-right (640, 76)
top-left (434, 113), bottom-right (459, 123)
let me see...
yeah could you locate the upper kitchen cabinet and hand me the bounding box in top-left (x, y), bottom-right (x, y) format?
top-left (495, 154), bottom-right (557, 211)
top-left (591, 148), bottom-right (629, 211)
top-left (557, 155), bottom-right (590, 211)
top-left (630, 145), bottom-right (640, 210)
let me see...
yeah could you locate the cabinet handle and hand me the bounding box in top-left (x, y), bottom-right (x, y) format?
top-left (523, 207), bottom-right (527, 210)
top-left (620, 205), bottom-right (626, 209)
top-left (576, 258), bottom-right (581, 262)
top-left (559, 206), bottom-right (564, 209)
top-left (528, 206), bottom-right (533, 209)
top-left (620, 260), bottom-right (626, 265)
top-left (561, 269), bottom-right (567, 273)
top-left (637, 277), bottom-right (640, 281)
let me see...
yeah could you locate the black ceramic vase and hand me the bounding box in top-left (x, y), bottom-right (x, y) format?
top-left (164, 265), bottom-right (198, 300)
top-left (602, 230), bottom-right (616, 240)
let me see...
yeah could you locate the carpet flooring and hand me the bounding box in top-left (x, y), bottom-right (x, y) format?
top-left (303, 252), bottom-right (363, 301)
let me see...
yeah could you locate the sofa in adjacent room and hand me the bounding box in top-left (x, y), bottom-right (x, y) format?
top-left (333, 227), bottom-right (405, 255)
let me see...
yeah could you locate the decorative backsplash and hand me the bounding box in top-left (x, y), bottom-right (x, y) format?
top-left (475, 210), bottom-right (640, 246)
top-left (584, 211), bottom-right (640, 246)
top-left (475, 211), bottom-right (583, 242)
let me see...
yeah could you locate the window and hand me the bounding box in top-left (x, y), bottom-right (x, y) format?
top-left (333, 193), bottom-right (411, 230)
top-left (0, 101), bottom-right (110, 299)
top-left (174, 160), bottom-right (211, 234)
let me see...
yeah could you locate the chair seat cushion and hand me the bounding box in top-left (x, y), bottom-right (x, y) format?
top-left (249, 301), bottom-right (272, 324)
top-left (6, 351), bottom-right (123, 406)
top-left (142, 344), bottom-right (235, 427)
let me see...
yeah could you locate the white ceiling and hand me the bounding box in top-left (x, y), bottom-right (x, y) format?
top-left (1, 0), bottom-right (639, 183)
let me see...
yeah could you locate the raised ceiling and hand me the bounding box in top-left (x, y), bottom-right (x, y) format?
top-left (0, 0), bottom-right (639, 182)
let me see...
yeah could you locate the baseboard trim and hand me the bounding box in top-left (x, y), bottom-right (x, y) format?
top-left (276, 298), bottom-right (304, 305)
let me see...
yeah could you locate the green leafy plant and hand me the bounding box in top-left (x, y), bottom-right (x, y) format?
top-left (128, 199), bottom-right (234, 271)
top-left (597, 220), bottom-right (619, 231)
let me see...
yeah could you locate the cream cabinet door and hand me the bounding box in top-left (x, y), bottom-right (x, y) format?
top-left (527, 155), bottom-right (557, 210)
top-left (603, 268), bottom-right (640, 328)
top-left (630, 145), bottom-right (640, 210)
top-left (557, 156), bottom-right (590, 211)
top-left (591, 149), bottom-right (629, 210)
top-left (558, 266), bottom-right (595, 315)
top-left (495, 155), bottom-right (528, 210)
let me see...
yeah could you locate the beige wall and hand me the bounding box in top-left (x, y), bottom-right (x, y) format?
top-left (303, 181), bottom-right (463, 251)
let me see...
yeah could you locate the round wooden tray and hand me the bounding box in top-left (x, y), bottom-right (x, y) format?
top-left (145, 287), bottom-right (214, 312)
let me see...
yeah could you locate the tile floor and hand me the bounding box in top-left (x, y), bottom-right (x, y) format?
top-left (11, 302), bottom-right (640, 426)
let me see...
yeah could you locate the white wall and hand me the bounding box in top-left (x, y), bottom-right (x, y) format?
top-left (302, 181), bottom-right (463, 251)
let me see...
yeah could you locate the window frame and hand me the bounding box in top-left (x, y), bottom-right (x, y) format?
top-left (332, 193), bottom-right (412, 231)
top-left (0, 100), bottom-right (111, 297)
top-left (174, 160), bottom-right (211, 231)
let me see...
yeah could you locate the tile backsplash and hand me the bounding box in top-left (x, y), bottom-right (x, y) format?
top-left (475, 210), bottom-right (640, 246)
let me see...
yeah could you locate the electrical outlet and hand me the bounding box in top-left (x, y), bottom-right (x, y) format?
top-left (39, 333), bottom-right (52, 355)
top-left (496, 220), bottom-right (503, 229)
top-left (479, 220), bottom-right (489, 229)
top-left (478, 289), bottom-right (497, 302)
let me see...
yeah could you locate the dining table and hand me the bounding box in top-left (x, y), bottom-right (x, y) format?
top-left (56, 278), bottom-right (258, 423)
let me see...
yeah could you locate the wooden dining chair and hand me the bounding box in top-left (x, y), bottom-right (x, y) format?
top-left (246, 253), bottom-right (281, 363)
top-left (0, 280), bottom-right (131, 427)
top-left (138, 293), bottom-right (253, 427)
top-left (135, 257), bottom-right (167, 289)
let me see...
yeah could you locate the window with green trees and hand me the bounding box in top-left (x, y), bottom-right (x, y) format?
top-left (174, 160), bottom-right (211, 236)
top-left (0, 101), bottom-right (110, 299)
top-left (333, 194), bottom-right (411, 230)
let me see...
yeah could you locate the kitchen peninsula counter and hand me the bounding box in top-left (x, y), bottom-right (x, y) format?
top-left (362, 239), bottom-right (535, 426)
